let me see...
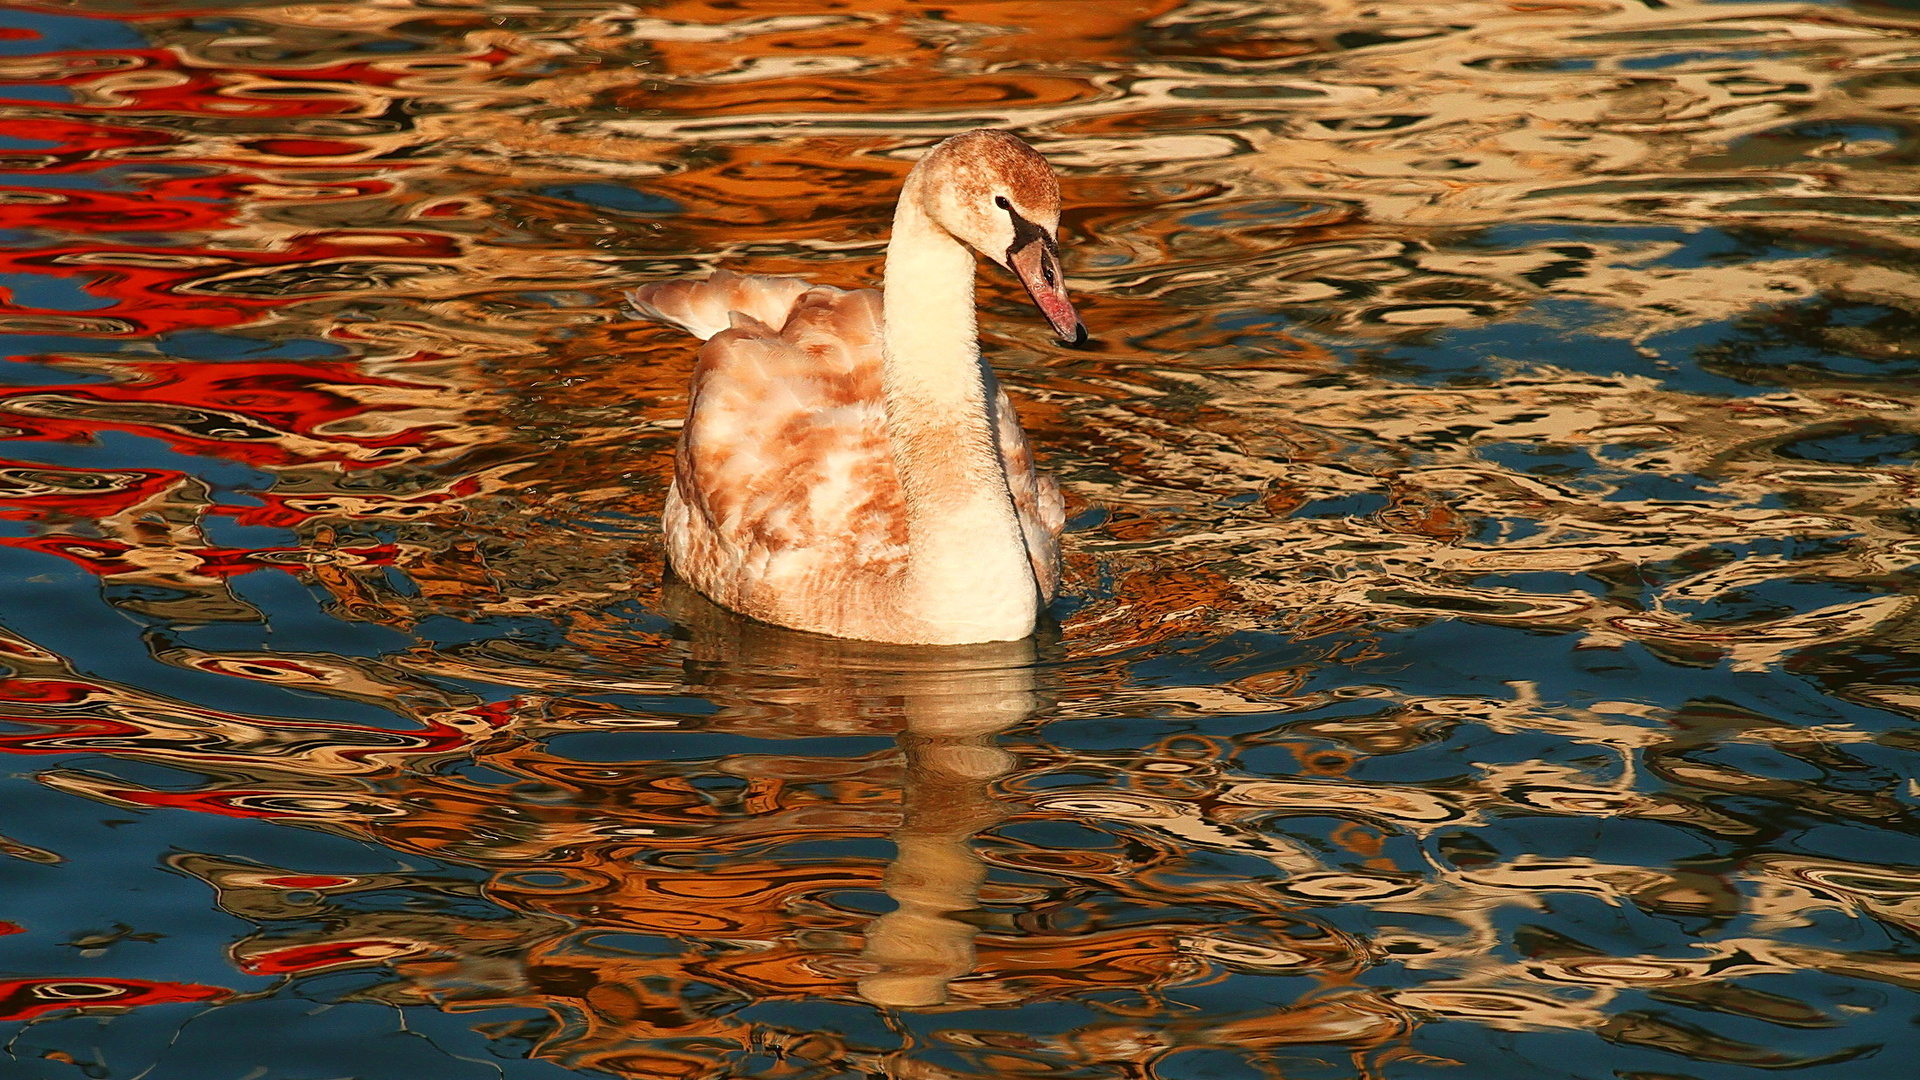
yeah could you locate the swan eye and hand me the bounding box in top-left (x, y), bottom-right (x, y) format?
top-left (994, 195), bottom-right (1012, 211)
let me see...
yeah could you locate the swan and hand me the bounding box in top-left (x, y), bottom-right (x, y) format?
top-left (626, 129), bottom-right (1083, 645)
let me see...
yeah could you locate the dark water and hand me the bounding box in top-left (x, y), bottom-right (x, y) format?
top-left (2, 0), bottom-right (1920, 1077)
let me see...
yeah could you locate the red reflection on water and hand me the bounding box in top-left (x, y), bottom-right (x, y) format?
top-left (255, 874), bottom-right (354, 888)
top-left (0, 977), bottom-right (229, 1021)
top-left (0, 357), bottom-right (455, 459)
top-left (0, 115), bottom-right (172, 166)
top-left (239, 939), bottom-right (429, 976)
top-left (0, 185), bottom-right (233, 233)
top-left (6, 534), bottom-right (397, 577)
top-left (0, 229), bottom-right (454, 334)
top-left (0, 463), bottom-right (181, 520)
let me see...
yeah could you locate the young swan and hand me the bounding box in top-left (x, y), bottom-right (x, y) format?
top-left (628, 129), bottom-right (1083, 645)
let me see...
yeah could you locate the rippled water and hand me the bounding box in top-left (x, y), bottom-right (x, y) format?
top-left (2, 0), bottom-right (1919, 1076)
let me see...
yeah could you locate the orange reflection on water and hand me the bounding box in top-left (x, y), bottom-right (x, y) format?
top-left (0, 0), bottom-right (1919, 1077)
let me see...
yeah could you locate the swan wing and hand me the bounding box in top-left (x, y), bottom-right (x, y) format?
top-left (995, 387), bottom-right (1065, 602)
top-left (626, 269), bottom-right (815, 342)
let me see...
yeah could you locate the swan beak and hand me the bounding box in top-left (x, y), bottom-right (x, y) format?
top-left (1008, 237), bottom-right (1086, 346)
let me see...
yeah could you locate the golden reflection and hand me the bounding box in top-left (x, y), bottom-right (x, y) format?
top-left (664, 582), bottom-right (1037, 1009)
top-left (1, 0), bottom-right (1919, 1076)
top-left (15, 595), bottom-right (1920, 1073)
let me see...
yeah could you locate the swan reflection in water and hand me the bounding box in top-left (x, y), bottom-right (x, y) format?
top-left (660, 578), bottom-right (1040, 1010)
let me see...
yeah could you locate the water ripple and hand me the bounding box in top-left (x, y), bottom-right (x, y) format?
top-left (0, 1), bottom-right (1916, 1077)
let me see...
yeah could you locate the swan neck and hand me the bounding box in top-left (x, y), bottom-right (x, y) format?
top-left (879, 187), bottom-right (1037, 642)
top-left (882, 194), bottom-right (981, 404)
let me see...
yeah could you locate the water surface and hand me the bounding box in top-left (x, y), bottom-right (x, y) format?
top-left (2, 1), bottom-right (1919, 1077)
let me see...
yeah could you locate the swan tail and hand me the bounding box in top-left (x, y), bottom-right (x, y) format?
top-left (624, 270), bottom-right (819, 341)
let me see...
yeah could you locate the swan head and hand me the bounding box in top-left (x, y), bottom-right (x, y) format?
top-left (910, 129), bottom-right (1086, 346)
